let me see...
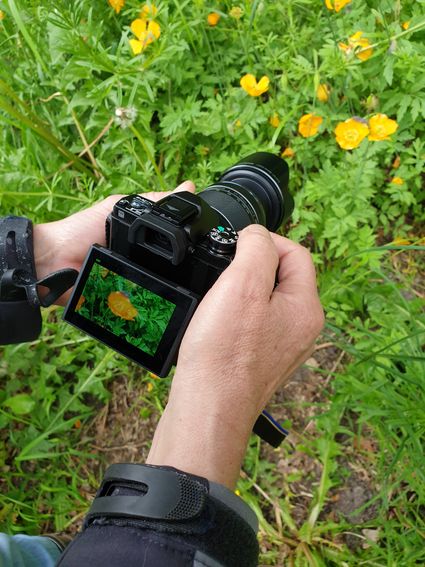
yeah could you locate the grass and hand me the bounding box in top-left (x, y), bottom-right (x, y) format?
top-left (0, 0), bottom-right (424, 564)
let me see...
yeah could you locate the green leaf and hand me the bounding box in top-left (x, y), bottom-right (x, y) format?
top-left (3, 393), bottom-right (35, 415)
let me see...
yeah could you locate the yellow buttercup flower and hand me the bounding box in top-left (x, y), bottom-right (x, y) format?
top-left (334, 117), bottom-right (369, 150)
top-left (0, 10), bottom-right (5, 20)
top-left (240, 74), bottom-right (270, 97)
top-left (281, 147), bottom-right (295, 158)
top-left (207, 12), bottom-right (220, 26)
top-left (108, 0), bottom-right (125, 14)
top-left (339, 31), bottom-right (373, 61)
top-left (325, 0), bottom-right (351, 13)
top-left (402, 21), bottom-right (410, 30)
top-left (269, 114), bottom-right (280, 128)
top-left (368, 113), bottom-right (398, 141)
top-left (130, 18), bottom-right (161, 54)
top-left (298, 114), bottom-right (323, 138)
top-left (235, 119), bottom-right (242, 128)
top-left (317, 83), bottom-right (330, 102)
top-left (391, 177), bottom-right (404, 185)
top-left (140, 3), bottom-right (158, 19)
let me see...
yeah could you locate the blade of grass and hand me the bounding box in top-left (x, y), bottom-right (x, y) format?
top-left (7, 0), bottom-right (48, 74)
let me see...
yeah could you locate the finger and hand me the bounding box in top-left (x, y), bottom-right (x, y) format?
top-left (269, 233), bottom-right (318, 297)
top-left (225, 224), bottom-right (279, 296)
top-left (146, 180), bottom-right (195, 202)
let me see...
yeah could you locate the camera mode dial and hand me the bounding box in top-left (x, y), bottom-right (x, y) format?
top-left (208, 226), bottom-right (238, 255)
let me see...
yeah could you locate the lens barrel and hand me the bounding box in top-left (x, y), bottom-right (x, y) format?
top-left (201, 152), bottom-right (293, 232)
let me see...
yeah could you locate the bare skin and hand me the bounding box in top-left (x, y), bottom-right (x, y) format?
top-left (34, 184), bottom-right (324, 490)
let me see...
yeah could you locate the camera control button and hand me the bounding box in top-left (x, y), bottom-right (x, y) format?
top-left (208, 226), bottom-right (238, 254)
top-left (130, 197), bottom-right (150, 209)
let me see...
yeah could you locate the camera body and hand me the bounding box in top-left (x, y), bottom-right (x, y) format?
top-left (107, 191), bottom-right (237, 299)
top-left (64, 152), bottom-right (293, 377)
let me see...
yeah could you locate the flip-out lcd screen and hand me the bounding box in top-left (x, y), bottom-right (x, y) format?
top-left (64, 245), bottom-right (199, 376)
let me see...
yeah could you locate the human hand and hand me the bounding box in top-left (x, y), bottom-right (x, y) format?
top-left (33, 181), bottom-right (195, 305)
top-left (147, 225), bottom-right (324, 488)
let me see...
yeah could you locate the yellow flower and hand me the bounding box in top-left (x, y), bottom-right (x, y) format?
top-left (334, 117), bottom-right (369, 150)
top-left (269, 113), bottom-right (280, 128)
top-left (281, 147), bottom-right (295, 158)
top-left (0, 10), bottom-right (5, 20)
top-left (339, 31), bottom-right (373, 61)
top-left (298, 113), bottom-right (323, 138)
top-left (235, 119), bottom-right (242, 128)
top-left (391, 177), bottom-right (404, 185)
top-left (140, 3), bottom-right (158, 19)
top-left (147, 382), bottom-right (154, 392)
top-left (325, 0), bottom-right (351, 12)
top-left (108, 0), bottom-right (125, 14)
top-left (229, 6), bottom-right (244, 19)
top-left (108, 291), bottom-right (138, 320)
top-left (368, 113), bottom-right (398, 141)
top-left (240, 74), bottom-right (270, 97)
top-left (130, 18), bottom-right (161, 54)
top-left (317, 83), bottom-right (330, 102)
top-left (207, 12), bottom-right (220, 26)
top-left (402, 21), bottom-right (410, 30)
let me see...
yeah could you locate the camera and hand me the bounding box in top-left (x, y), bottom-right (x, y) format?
top-left (64, 152), bottom-right (294, 377)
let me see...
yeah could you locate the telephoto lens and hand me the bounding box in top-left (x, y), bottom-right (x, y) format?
top-left (200, 152), bottom-right (293, 232)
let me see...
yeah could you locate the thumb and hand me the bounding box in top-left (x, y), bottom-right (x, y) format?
top-left (226, 224), bottom-right (279, 296)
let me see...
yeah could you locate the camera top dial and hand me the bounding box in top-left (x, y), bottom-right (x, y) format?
top-left (207, 226), bottom-right (238, 255)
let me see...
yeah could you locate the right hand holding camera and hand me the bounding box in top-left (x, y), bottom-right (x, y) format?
top-left (148, 225), bottom-right (324, 488)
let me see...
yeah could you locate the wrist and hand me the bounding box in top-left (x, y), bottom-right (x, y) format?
top-left (33, 222), bottom-right (59, 279)
top-left (147, 387), bottom-right (254, 490)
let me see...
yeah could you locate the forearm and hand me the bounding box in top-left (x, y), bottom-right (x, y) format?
top-left (147, 371), bottom-right (258, 490)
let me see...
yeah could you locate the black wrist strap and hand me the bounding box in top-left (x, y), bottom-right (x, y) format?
top-left (85, 463), bottom-right (257, 533)
top-left (0, 216), bottom-right (78, 344)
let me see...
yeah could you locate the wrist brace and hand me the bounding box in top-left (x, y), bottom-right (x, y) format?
top-left (57, 463), bottom-right (259, 567)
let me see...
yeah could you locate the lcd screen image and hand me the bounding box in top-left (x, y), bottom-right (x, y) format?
top-left (76, 261), bottom-right (176, 356)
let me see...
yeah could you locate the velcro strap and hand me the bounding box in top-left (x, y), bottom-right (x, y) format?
top-left (85, 464), bottom-right (208, 524)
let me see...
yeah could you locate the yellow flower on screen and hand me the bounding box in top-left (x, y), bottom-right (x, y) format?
top-left (317, 84), bottom-right (330, 102)
top-left (334, 117), bottom-right (369, 150)
top-left (108, 291), bottom-right (138, 321)
top-left (368, 113), bottom-right (398, 141)
top-left (269, 114), bottom-right (280, 128)
top-left (339, 32), bottom-right (373, 61)
top-left (298, 114), bottom-right (323, 138)
top-left (402, 21), bottom-right (410, 30)
top-left (325, 0), bottom-right (351, 12)
top-left (207, 12), bottom-right (220, 26)
top-left (108, 0), bottom-right (125, 14)
top-left (391, 177), bottom-right (404, 185)
top-left (240, 74), bottom-right (270, 97)
top-left (130, 18), bottom-right (161, 55)
top-left (140, 3), bottom-right (158, 19)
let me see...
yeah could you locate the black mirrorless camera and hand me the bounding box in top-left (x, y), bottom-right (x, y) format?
top-left (64, 152), bottom-right (294, 377)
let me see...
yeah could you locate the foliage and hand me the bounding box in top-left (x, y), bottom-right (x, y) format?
top-left (78, 262), bottom-right (175, 354)
top-left (0, 0), bottom-right (424, 564)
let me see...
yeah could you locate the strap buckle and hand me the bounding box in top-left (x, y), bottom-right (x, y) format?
top-left (85, 464), bottom-right (208, 525)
